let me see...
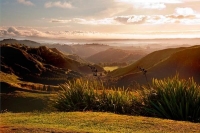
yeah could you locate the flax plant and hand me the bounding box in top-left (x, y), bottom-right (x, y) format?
top-left (145, 75), bottom-right (200, 122)
top-left (53, 78), bottom-right (139, 114)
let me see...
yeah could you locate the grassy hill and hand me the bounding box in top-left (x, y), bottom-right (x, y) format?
top-left (110, 46), bottom-right (200, 87)
top-left (86, 48), bottom-right (146, 64)
top-left (0, 39), bottom-right (41, 47)
top-left (0, 44), bottom-right (103, 85)
top-left (48, 43), bottom-right (111, 58)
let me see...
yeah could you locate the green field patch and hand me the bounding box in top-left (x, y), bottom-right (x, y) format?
top-left (104, 66), bottom-right (119, 72)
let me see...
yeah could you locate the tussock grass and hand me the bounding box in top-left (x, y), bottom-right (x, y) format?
top-left (53, 75), bottom-right (200, 123)
top-left (53, 79), bottom-right (141, 114)
top-left (144, 75), bottom-right (200, 122)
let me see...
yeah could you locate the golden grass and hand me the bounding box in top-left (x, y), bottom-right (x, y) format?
top-left (110, 47), bottom-right (185, 77)
top-left (0, 71), bottom-right (60, 91)
top-left (1, 112), bottom-right (200, 133)
top-left (104, 66), bottom-right (119, 72)
top-left (0, 71), bottom-right (41, 89)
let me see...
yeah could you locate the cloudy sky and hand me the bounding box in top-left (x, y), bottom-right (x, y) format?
top-left (0, 0), bottom-right (200, 40)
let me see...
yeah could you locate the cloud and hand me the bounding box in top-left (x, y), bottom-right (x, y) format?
top-left (115, 0), bottom-right (182, 10)
top-left (1, 26), bottom-right (200, 40)
top-left (45, 1), bottom-right (73, 9)
top-left (72, 16), bottom-right (146, 25)
top-left (167, 14), bottom-right (196, 19)
top-left (114, 15), bottom-right (146, 24)
top-left (0, 27), bottom-right (46, 38)
top-left (2, 27), bottom-right (21, 36)
top-left (175, 7), bottom-right (195, 16)
top-left (68, 11), bottom-right (200, 25)
top-left (134, 3), bottom-right (166, 10)
top-left (50, 19), bottom-right (71, 23)
top-left (0, 27), bottom-right (101, 39)
top-left (73, 18), bottom-right (119, 25)
top-left (115, 0), bottom-right (182, 4)
top-left (17, 0), bottom-right (34, 6)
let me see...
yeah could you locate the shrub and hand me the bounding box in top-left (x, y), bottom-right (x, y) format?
top-left (145, 75), bottom-right (200, 122)
top-left (53, 78), bottom-right (140, 114)
top-left (97, 88), bottom-right (134, 114)
top-left (53, 79), bottom-right (98, 111)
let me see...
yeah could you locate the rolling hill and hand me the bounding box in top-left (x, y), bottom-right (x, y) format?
top-left (0, 39), bottom-right (41, 47)
top-left (1, 43), bottom-right (103, 85)
top-left (47, 43), bottom-right (111, 58)
top-left (109, 45), bottom-right (200, 87)
top-left (86, 48), bottom-right (146, 64)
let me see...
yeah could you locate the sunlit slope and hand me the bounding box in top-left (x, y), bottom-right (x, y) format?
top-left (149, 45), bottom-right (200, 80)
top-left (117, 46), bottom-right (200, 86)
top-left (111, 46), bottom-right (200, 86)
top-left (86, 48), bottom-right (146, 64)
top-left (110, 47), bottom-right (186, 77)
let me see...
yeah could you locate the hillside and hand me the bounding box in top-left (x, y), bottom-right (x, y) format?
top-left (110, 47), bottom-right (185, 77)
top-left (86, 48), bottom-right (146, 64)
top-left (110, 45), bottom-right (200, 87)
top-left (0, 44), bottom-right (103, 85)
top-left (47, 43), bottom-right (111, 58)
top-left (0, 39), bottom-right (41, 47)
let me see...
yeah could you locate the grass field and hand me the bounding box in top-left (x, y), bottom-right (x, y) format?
top-left (1, 91), bottom-right (55, 112)
top-left (1, 112), bottom-right (200, 133)
top-left (1, 72), bottom-right (200, 132)
top-left (104, 66), bottom-right (119, 72)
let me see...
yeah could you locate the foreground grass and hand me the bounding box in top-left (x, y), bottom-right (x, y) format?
top-left (1, 112), bottom-right (200, 133)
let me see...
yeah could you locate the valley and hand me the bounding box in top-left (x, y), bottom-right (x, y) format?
top-left (1, 0), bottom-right (200, 131)
top-left (0, 38), bottom-right (200, 132)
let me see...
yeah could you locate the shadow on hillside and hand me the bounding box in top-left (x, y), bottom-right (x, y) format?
top-left (0, 82), bottom-right (54, 113)
top-left (1, 93), bottom-right (50, 113)
top-left (0, 82), bottom-right (51, 94)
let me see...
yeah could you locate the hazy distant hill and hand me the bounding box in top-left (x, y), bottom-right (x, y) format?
top-left (0, 39), bottom-right (41, 47)
top-left (86, 48), bottom-right (146, 64)
top-left (50, 47), bottom-right (89, 64)
top-left (0, 44), bottom-right (103, 85)
top-left (47, 44), bottom-right (111, 58)
top-left (110, 46), bottom-right (200, 87)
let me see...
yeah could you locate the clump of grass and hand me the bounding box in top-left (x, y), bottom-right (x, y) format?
top-left (53, 79), bottom-right (98, 111)
top-left (53, 75), bottom-right (200, 122)
top-left (53, 78), bottom-right (140, 114)
top-left (97, 87), bottom-right (135, 114)
top-left (144, 75), bottom-right (200, 122)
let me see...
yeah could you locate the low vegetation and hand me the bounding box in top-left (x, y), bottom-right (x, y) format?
top-left (53, 75), bottom-right (200, 123)
top-left (1, 91), bottom-right (55, 112)
top-left (144, 75), bottom-right (200, 122)
top-left (1, 40), bottom-right (200, 132)
top-left (53, 79), bottom-right (141, 114)
top-left (1, 112), bottom-right (200, 133)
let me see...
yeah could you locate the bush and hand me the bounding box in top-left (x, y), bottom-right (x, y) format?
top-left (53, 78), bottom-right (140, 114)
top-left (53, 79), bottom-right (98, 111)
top-left (145, 75), bottom-right (200, 122)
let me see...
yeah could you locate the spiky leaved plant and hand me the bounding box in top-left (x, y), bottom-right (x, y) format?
top-left (145, 74), bottom-right (200, 122)
top-left (53, 78), bottom-right (141, 114)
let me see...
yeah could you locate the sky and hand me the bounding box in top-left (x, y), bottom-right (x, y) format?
top-left (0, 0), bottom-right (200, 41)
